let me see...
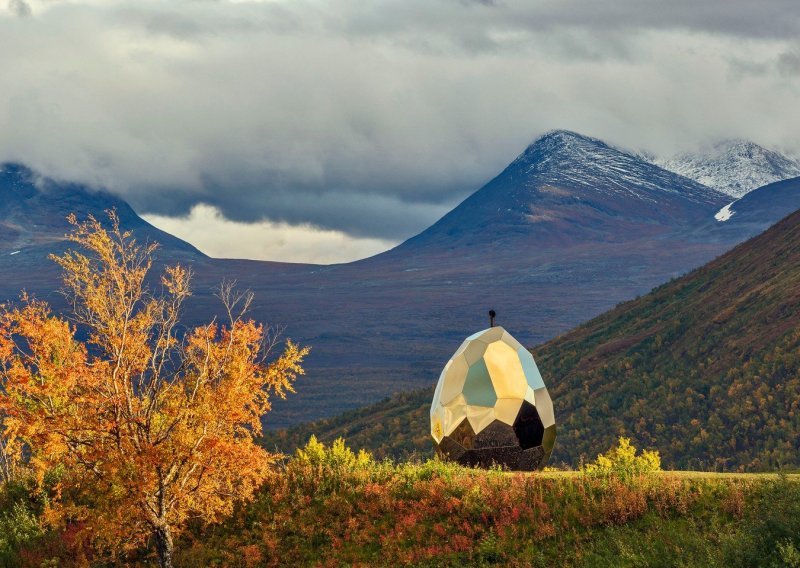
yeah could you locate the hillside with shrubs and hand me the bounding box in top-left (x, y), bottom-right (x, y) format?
top-left (4, 437), bottom-right (800, 566)
top-left (267, 209), bottom-right (800, 471)
top-left (6, 212), bottom-right (800, 565)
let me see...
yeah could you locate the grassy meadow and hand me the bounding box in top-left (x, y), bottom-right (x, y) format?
top-left (2, 437), bottom-right (800, 567)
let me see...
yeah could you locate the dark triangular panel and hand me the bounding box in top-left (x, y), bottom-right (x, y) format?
top-left (437, 437), bottom-right (468, 461)
top-left (541, 424), bottom-right (557, 465)
top-left (513, 401), bottom-right (544, 449)
top-left (448, 418), bottom-right (476, 450)
top-left (474, 420), bottom-right (519, 448)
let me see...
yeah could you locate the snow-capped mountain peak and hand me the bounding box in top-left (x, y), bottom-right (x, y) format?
top-left (508, 129), bottom-right (724, 208)
top-left (655, 140), bottom-right (800, 198)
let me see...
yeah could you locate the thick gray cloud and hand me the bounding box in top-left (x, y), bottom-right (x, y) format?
top-left (7, 0), bottom-right (31, 18)
top-left (1, 0), bottom-right (799, 246)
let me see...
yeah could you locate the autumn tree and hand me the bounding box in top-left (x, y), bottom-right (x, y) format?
top-left (0, 212), bottom-right (308, 567)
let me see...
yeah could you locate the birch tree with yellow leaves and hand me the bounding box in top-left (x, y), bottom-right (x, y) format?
top-left (0, 212), bottom-right (308, 567)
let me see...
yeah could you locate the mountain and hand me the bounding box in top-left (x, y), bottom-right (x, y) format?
top-left (0, 161), bottom-right (206, 278)
top-left (266, 206), bottom-right (800, 471)
top-left (241, 130), bottom-right (743, 426)
top-left (382, 130), bottom-right (725, 256)
top-left (705, 176), bottom-right (800, 241)
top-left (655, 140), bottom-right (800, 198)
top-left (0, 132), bottom-right (795, 430)
top-left (0, 163), bottom-right (207, 307)
top-left (0, 163), bottom-right (202, 256)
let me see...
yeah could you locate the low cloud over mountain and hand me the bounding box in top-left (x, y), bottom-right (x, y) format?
top-left (1, 1), bottom-right (799, 260)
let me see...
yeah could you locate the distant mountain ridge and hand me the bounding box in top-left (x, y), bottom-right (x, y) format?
top-left (0, 163), bottom-right (203, 257)
top-left (2, 132), bottom-right (800, 430)
top-left (654, 139), bottom-right (800, 198)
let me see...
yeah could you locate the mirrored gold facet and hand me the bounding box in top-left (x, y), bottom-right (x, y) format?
top-left (452, 338), bottom-right (472, 358)
top-left (500, 330), bottom-right (524, 351)
top-left (431, 405), bottom-right (446, 443)
top-left (462, 358), bottom-right (497, 407)
top-left (533, 387), bottom-right (555, 427)
top-left (484, 341), bottom-right (527, 398)
top-left (443, 394), bottom-right (468, 435)
top-left (463, 340), bottom-right (488, 366)
top-left (518, 348), bottom-right (546, 389)
top-left (524, 385), bottom-right (536, 405)
top-left (431, 364), bottom-right (447, 411)
top-left (439, 354), bottom-right (468, 406)
top-left (494, 398), bottom-right (524, 426)
top-left (474, 326), bottom-right (504, 344)
top-left (466, 405), bottom-right (495, 434)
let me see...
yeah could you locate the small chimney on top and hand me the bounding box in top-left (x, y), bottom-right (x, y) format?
top-left (489, 310), bottom-right (496, 328)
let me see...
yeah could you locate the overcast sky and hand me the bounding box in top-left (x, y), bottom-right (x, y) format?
top-left (2, 0), bottom-right (799, 262)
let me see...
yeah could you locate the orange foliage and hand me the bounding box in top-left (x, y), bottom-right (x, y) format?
top-left (0, 212), bottom-right (308, 567)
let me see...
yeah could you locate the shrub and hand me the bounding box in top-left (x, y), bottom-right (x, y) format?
top-left (0, 501), bottom-right (42, 565)
top-left (581, 437), bottom-right (662, 480)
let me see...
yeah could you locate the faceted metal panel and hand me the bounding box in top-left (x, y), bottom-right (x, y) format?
top-left (452, 338), bottom-right (472, 359)
top-left (494, 398), bottom-right (523, 426)
top-left (473, 326), bottom-right (504, 344)
top-left (474, 420), bottom-right (519, 448)
top-left (449, 418), bottom-right (476, 450)
top-left (484, 341), bottom-right (527, 399)
top-left (524, 386), bottom-right (536, 406)
top-left (442, 395), bottom-right (468, 436)
top-left (466, 405), bottom-right (495, 433)
top-left (431, 366), bottom-right (446, 412)
top-left (431, 326), bottom-right (557, 471)
top-left (500, 330), bottom-right (524, 351)
top-left (431, 405), bottom-right (447, 443)
top-left (518, 349), bottom-right (546, 390)
top-left (439, 354), bottom-right (468, 406)
top-left (513, 401), bottom-right (545, 450)
top-left (541, 425), bottom-right (557, 465)
top-left (447, 444), bottom-right (550, 471)
top-left (462, 359), bottom-right (496, 407)
top-left (463, 340), bottom-right (488, 366)
top-left (518, 446), bottom-right (546, 470)
top-left (533, 387), bottom-right (555, 428)
top-left (437, 437), bottom-right (468, 461)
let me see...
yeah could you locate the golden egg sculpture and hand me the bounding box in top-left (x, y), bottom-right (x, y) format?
top-left (430, 326), bottom-right (556, 470)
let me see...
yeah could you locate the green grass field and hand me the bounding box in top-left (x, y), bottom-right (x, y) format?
top-left (4, 439), bottom-right (800, 567)
top-left (171, 442), bottom-right (800, 567)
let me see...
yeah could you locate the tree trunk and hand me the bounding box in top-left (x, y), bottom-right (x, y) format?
top-left (154, 524), bottom-right (174, 568)
top-left (0, 437), bottom-right (11, 483)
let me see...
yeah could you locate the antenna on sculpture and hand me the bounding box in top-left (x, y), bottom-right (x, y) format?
top-left (489, 309), bottom-right (496, 328)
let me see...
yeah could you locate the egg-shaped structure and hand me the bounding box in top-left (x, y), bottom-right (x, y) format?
top-left (430, 326), bottom-right (556, 470)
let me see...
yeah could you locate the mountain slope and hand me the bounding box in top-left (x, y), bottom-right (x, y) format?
top-left (656, 140), bottom-right (800, 198)
top-left (0, 163), bottom-right (203, 256)
top-left (0, 163), bottom-right (209, 307)
top-left (266, 207), bottom-right (800, 471)
top-left (247, 131), bottom-right (743, 426)
top-left (0, 134), bottom-right (793, 431)
top-left (386, 130), bottom-right (726, 255)
top-left (706, 176), bottom-right (800, 241)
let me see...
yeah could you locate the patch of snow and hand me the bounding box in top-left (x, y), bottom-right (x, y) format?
top-left (715, 202), bottom-right (736, 222)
